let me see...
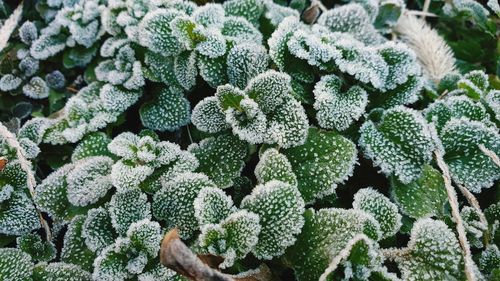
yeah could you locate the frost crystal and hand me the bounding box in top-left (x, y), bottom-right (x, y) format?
top-left (352, 187), bottom-right (402, 239)
top-left (241, 180), bottom-right (305, 260)
top-left (313, 74), bottom-right (368, 131)
top-left (359, 106), bottom-right (434, 184)
top-left (397, 218), bottom-right (464, 281)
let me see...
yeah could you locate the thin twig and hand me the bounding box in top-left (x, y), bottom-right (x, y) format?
top-left (406, 10), bottom-right (438, 17)
top-left (160, 229), bottom-right (273, 281)
top-left (421, 0), bottom-right (432, 18)
top-left (186, 124), bottom-right (193, 144)
top-left (319, 234), bottom-right (372, 281)
top-left (0, 2), bottom-right (23, 52)
top-left (0, 123), bottom-right (52, 241)
top-left (435, 150), bottom-right (476, 281)
top-left (381, 247), bottom-right (411, 260)
top-left (479, 144), bottom-right (500, 168)
top-left (311, 0), bottom-right (327, 12)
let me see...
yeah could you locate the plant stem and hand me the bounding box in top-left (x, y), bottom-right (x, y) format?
top-left (0, 122), bottom-right (52, 241)
top-left (435, 150), bottom-right (476, 281)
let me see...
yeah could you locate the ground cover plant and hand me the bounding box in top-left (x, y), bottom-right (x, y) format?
top-left (0, 0), bottom-right (499, 280)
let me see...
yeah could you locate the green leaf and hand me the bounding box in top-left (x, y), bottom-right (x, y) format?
top-left (241, 180), bottom-right (305, 260)
top-left (32, 262), bottom-right (91, 281)
top-left (189, 134), bottom-right (248, 188)
top-left (109, 189), bottom-right (151, 236)
top-left (140, 87), bottom-right (190, 132)
top-left (194, 187), bottom-right (235, 226)
top-left (353, 188), bottom-right (401, 239)
top-left (359, 106), bottom-right (434, 184)
top-left (71, 132), bottom-right (113, 162)
top-left (0, 248), bottom-right (33, 281)
top-left (390, 165), bottom-right (448, 219)
top-left (199, 210), bottom-right (260, 268)
top-left (281, 127), bottom-right (357, 203)
top-left (153, 172), bottom-right (216, 238)
top-left (286, 208), bottom-right (381, 281)
top-left (255, 148), bottom-right (297, 186)
top-left (61, 216), bottom-right (97, 271)
top-left (17, 233), bottom-right (56, 262)
top-left (396, 218), bottom-right (465, 280)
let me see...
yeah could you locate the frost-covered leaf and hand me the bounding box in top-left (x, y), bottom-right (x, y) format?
top-left (174, 51), bottom-right (197, 91)
top-left (424, 95), bottom-right (492, 133)
top-left (359, 106), bottom-right (434, 184)
top-left (32, 262), bottom-right (91, 281)
top-left (189, 134), bottom-right (248, 188)
top-left (286, 208), bottom-right (381, 281)
top-left (0, 248), bottom-right (33, 281)
top-left (19, 21), bottom-right (38, 45)
top-left (461, 206), bottom-right (487, 248)
top-left (199, 210), bottom-right (260, 268)
top-left (194, 187), bottom-right (234, 226)
top-left (255, 148), bottom-right (296, 186)
top-left (191, 97), bottom-right (229, 134)
top-left (153, 172), bottom-right (216, 238)
top-left (0, 74), bottom-right (22, 91)
top-left (127, 219), bottom-right (162, 258)
top-left (223, 0), bottom-right (264, 25)
top-left (390, 165), bottom-right (448, 219)
top-left (198, 54), bottom-right (228, 88)
top-left (313, 74), bottom-right (368, 131)
top-left (227, 43), bottom-right (269, 89)
top-left (67, 156), bottom-right (114, 207)
top-left (395, 218), bottom-right (464, 281)
top-left (0, 190), bottom-right (40, 236)
top-left (23, 77), bottom-right (49, 99)
top-left (140, 87), bottom-right (190, 132)
top-left (109, 189), bottom-right (151, 236)
top-left (439, 119), bottom-right (499, 192)
top-left (353, 187), bottom-right (402, 239)
top-left (71, 132), bottom-right (113, 162)
top-left (281, 127), bottom-right (357, 203)
top-left (61, 216), bottom-right (96, 271)
top-left (30, 33), bottom-right (67, 60)
top-left (241, 180), bottom-right (305, 260)
top-left (82, 207), bottom-right (117, 253)
top-left (138, 9), bottom-right (184, 56)
top-left (17, 233), bottom-right (56, 262)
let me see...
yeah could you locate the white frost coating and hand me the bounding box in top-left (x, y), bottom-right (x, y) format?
top-left (352, 187), bottom-right (402, 239)
top-left (227, 43), bottom-right (269, 89)
top-left (109, 189), bottom-right (152, 235)
top-left (398, 218), bottom-right (464, 281)
top-left (226, 98), bottom-right (268, 145)
top-left (66, 156), bottom-right (114, 207)
top-left (359, 106), bottom-right (435, 184)
top-left (194, 186), bottom-right (235, 226)
top-left (0, 74), bottom-right (22, 91)
top-left (313, 74), bottom-right (368, 131)
top-left (192, 97), bottom-right (229, 134)
top-left (241, 180), bottom-right (305, 260)
top-left (254, 148), bottom-right (297, 186)
top-left (198, 209), bottom-right (261, 269)
top-left (22, 77), bottom-right (50, 99)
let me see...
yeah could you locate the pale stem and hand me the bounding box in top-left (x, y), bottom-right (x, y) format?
top-left (0, 122), bottom-right (52, 241)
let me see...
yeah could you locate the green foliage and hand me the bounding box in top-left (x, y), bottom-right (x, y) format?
top-left (394, 218), bottom-right (465, 280)
top-left (353, 187), bottom-right (402, 239)
top-left (359, 106), bottom-right (434, 184)
top-left (280, 127), bottom-right (357, 203)
top-left (189, 133), bottom-right (248, 188)
top-left (0, 0), bottom-right (499, 280)
top-left (17, 233), bottom-right (56, 262)
top-left (390, 165), bottom-right (448, 219)
top-left (241, 180), bottom-right (305, 259)
top-left (286, 208), bottom-right (381, 281)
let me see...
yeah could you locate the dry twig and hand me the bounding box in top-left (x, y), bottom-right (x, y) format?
top-left (160, 229), bottom-right (273, 281)
top-left (435, 150), bottom-right (476, 281)
top-left (0, 122), bottom-right (52, 241)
